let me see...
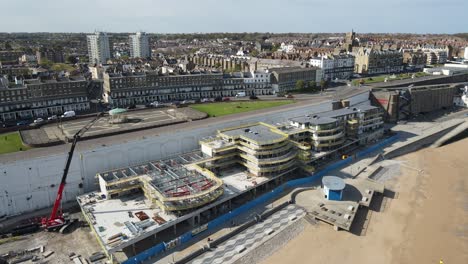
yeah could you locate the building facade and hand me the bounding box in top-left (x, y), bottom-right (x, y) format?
top-left (402, 50), bottom-right (427, 70)
top-left (309, 54), bottom-right (355, 80)
top-left (129, 32), bottom-right (151, 59)
top-left (103, 70), bottom-right (275, 107)
top-left (36, 48), bottom-right (65, 64)
top-left (270, 67), bottom-right (321, 93)
top-left (103, 71), bottom-right (226, 106)
top-left (0, 76), bottom-right (90, 121)
top-left (87, 32), bottom-right (111, 65)
top-left (285, 104), bottom-right (384, 164)
top-left (423, 48), bottom-right (448, 65)
top-left (200, 123), bottom-right (297, 177)
top-left (354, 48), bottom-right (404, 75)
top-left (0, 51), bottom-right (23, 63)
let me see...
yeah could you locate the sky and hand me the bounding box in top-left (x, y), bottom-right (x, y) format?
top-left (1, 0), bottom-right (466, 34)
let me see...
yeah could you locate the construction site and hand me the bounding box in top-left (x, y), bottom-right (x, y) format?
top-left (69, 101), bottom-right (389, 263)
top-left (1, 88), bottom-right (466, 264)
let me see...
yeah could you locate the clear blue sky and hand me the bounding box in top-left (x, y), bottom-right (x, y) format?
top-left (1, 0), bottom-right (466, 33)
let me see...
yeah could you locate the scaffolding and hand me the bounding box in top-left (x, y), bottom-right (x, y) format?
top-left (96, 152), bottom-right (224, 212)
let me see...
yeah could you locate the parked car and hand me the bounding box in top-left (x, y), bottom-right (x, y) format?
top-left (249, 95), bottom-right (259, 100)
top-left (34, 118), bottom-right (45, 123)
top-left (16, 120), bottom-right (31, 126)
top-left (235, 92), bottom-right (246, 97)
top-left (61, 111), bottom-right (76, 118)
top-left (181, 100), bottom-right (195, 105)
top-left (214, 96), bottom-right (223, 102)
top-left (48, 115), bottom-right (58, 121)
top-left (201, 98), bottom-right (211, 103)
top-left (222, 97), bottom-right (231, 101)
top-left (286, 94), bottom-right (294, 98)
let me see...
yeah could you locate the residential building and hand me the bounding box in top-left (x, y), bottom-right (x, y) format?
top-left (223, 71), bottom-right (272, 96)
top-left (354, 48), bottom-right (404, 75)
top-left (0, 75), bottom-right (90, 121)
top-left (402, 50), bottom-right (427, 70)
top-left (103, 71), bottom-right (225, 106)
top-left (36, 48), bottom-right (65, 64)
top-left (423, 48), bottom-right (448, 65)
top-left (129, 32), bottom-right (151, 59)
top-left (87, 32), bottom-right (111, 65)
top-left (0, 51), bottom-right (23, 63)
top-left (280, 43), bottom-right (295, 53)
top-left (103, 69), bottom-right (275, 107)
top-left (309, 54), bottom-right (355, 80)
top-left (464, 47), bottom-right (468, 61)
top-left (255, 41), bottom-right (273, 52)
top-left (19, 54), bottom-right (37, 64)
top-left (270, 67), bottom-right (321, 93)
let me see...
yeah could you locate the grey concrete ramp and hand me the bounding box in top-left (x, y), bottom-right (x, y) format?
top-left (431, 119), bottom-right (468, 148)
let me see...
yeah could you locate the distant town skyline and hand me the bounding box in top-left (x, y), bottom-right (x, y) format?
top-left (1, 0), bottom-right (466, 34)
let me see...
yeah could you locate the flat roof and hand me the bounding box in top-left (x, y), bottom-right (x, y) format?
top-left (322, 176), bottom-right (345, 190)
top-left (290, 115), bottom-right (337, 125)
top-left (290, 104), bottom-right (380, 125)
top-left (220, 124), bottom-right (285, 144)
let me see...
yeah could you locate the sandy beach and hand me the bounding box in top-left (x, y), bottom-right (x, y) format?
top-left (262, 138), bottom-right (468, 264)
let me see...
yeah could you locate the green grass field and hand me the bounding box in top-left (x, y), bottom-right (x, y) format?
top-left (0, 132), bottom-right (31, 155)
top-left (190, 100), bottom-right (294, 117)
top-left (352, 72), bottom-right (429, 86)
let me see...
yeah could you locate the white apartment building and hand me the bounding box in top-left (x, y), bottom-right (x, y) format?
top-left (243, 70), bottom-right (271, 88)
top-left (87, 32), bottom-right (111, 65)
top-left (464, 47), bottom-right (468, 61)
top-left (309, 54), bottom-right (355, 80)
top-left (129, 32), bottom-right (151, 58)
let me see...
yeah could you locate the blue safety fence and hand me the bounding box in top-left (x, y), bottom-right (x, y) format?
top-left (122, 134), bottom-right (399, 264)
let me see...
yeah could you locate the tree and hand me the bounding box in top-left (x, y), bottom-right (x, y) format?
top-left (296, 80), bottom-right (305, 90)
top-left (308, 81), bottom-right (317, 89)
top-left (67, 55), bottom-right (79, 64)
top-left (249, 49), bottom-right (259, 57)
top-left (320, 80), bottom-right (328, 90)
top-left (39, 58), bottom-right (53, 67)
top-left (4, 41), bottom-right (12, 50)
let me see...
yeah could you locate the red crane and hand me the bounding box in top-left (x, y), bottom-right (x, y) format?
top-left (41, 113), bottom-right (102, 230)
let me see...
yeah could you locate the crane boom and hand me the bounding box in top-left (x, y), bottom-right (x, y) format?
top-left (42, 113), bottom-right (103, 229)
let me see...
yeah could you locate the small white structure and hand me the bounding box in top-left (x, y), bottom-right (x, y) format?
top-left (108, 108), bottom-right (128, 124)
top-left (454, 85), bottom-right (468, 107)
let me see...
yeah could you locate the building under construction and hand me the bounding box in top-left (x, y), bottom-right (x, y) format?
top-left (77, 104), bottom-right (385, 263)
top-left (370, 83), bottom-right (462, 122)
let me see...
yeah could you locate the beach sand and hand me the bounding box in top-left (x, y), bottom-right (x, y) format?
top-left (262, 138), bottom-right (468, 264)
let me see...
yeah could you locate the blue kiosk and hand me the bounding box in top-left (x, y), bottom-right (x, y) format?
top-left (322, 176), bottom-right (345, 201)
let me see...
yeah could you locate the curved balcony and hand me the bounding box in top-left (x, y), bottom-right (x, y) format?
top-left (237, 141), bottom-right (292, 155)
top-left (312, 131), bottom-right (345, 141)
top-left (314, 138), bottom-right (346, 148)
top-left (237, 139), bottom-right (289, 151)
top-left (239, 150), bottom-right (297, 165)
top-left (241, 159), bottom-right (297, 173)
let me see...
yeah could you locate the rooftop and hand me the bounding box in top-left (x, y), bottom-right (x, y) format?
top-left (219, 123), bottom-right (286, 145)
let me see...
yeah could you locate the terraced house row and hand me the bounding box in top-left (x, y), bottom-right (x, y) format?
top-left (0, 75), bottom-right (90, 121)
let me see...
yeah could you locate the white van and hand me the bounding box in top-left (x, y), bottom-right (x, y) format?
top-left (235, 92), bottom-right (246, 97)
top-left (61, 111), bottom-right (76, 118)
